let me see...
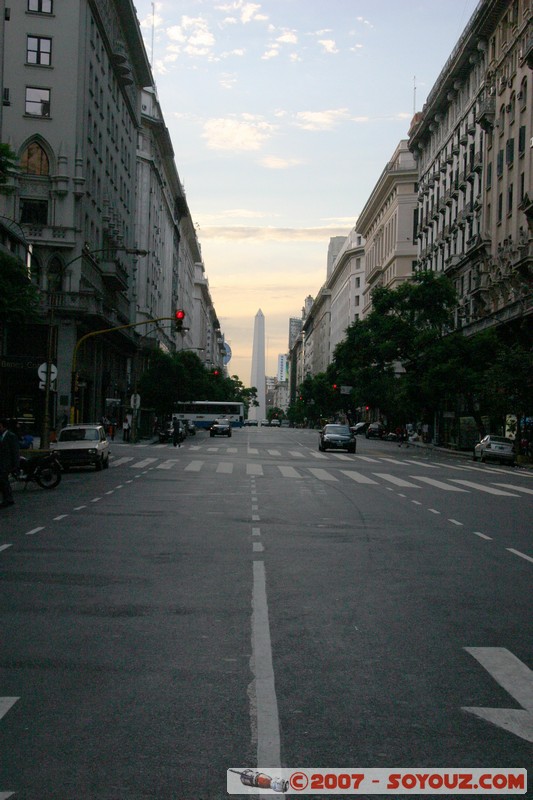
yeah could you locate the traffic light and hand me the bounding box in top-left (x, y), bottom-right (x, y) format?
top-left (212, 369), bottom-right (220, 377)
top-left (175, 309), bottom-right (185, 332)
top-left (332, 383), bottom-right (338, 390)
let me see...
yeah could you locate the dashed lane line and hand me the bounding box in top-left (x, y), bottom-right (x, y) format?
top-left (0, 544), bottom-right (13, 552)
top-left (507, 548), bottom-right (533, 564)
top-left (25, 527), bottom-right (44, 535)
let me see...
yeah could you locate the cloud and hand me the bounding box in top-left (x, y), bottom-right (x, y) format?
top-left (199, 225), bottom-right (351, 242)
top-left (167, 16), bottom-right (215, 58)
top-left (276, 30), bottom-right (298, 45)
top-left (293, 108), bottom-right (350, 131)
top-left (202, 116), bottom-right (276, 151)
top-left (261, 46), bottom-right (279, 60)
top-left (259, 155), bottom-right (303, 169)
top-left (318, 39), bottom-right (339, 54)
top-left (216, 1), bottom-right (268, 24)
top-left (219, 72), bottom-right (238, 89)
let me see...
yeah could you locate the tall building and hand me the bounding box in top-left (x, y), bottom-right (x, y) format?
top-left (0, 0), bottom-right (225, 432)
top-left (249, 309), bottom-right (266, 421)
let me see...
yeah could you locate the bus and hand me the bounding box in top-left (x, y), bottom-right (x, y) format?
top-left (174, 401), bottom-right (244, 429)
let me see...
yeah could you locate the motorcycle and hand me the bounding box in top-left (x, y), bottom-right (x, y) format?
top-left (11, 451), bottom-right (62, 490)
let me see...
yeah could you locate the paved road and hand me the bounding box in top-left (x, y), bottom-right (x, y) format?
top-left (1, 427), bottom-right (531, 798)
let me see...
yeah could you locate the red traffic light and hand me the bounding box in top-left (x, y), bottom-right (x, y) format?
top-left (175, 309), bottom-right (185, 321)
top-left (212, 369), bottom-right (220, 376)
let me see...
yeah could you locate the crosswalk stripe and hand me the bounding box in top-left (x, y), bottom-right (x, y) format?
top-left (110, 456), bottom-right (134, 467)
top-left (373, 473), bottom-right (421, 488)
top-left (185, 460), bottom-right (204, 472)
top-left (227, 447), bottom-right (238, 453)
top-left (268, 449), bottom-right (281, 456)
top-left (308, 468), bottom-right (338, 481)
top-left (247, 463), bottom-right (263, 475)
top-left (311, 452), bottom-right (328, 459)
top-left (278, 465), bottom-right (301, 478)
top-left (402, 459), bottom-right (439, 469)
top-left (449, 479), bottom-right (520, 496)
top-left (354, 455), bottom-right (381, 463)
top-left (410, 476), bottom-right (469, 492)
top-left (248, 448), bottom-right (259, 454)
top-left (216, 462), bottom-right (234, 474)
top-left (131, 458), bottom-right (158, 468)
top-left (493, 483), bottom-right (533, 495)
top-left (340, 470), bottom-right (379, 484)
top-left (329, 453), bottom-right (353, 460)
top-left (379, 457), bottom-right (405, 465)
top-left (289, 451), bottom-right (305, 457)
top-left (156, 460), bottom-right (179, 469)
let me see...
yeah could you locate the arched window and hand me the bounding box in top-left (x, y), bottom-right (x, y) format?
top-left (20, 141), bottom-right (49, 175)
top-left (47, 257), bottom-right (64, 293)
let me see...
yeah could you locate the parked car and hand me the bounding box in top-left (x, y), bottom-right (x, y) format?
top-left (51, 424), bottom-right (109, 471)
top-left (260, 419), bottom-right (270, 427)
top-left (319, 424), bottom-right (356, 453)
top-left (473, 434), bottom-right (515, 465)
top-left (351, 422), bottom-right (368, 436)
top-left (244, 419), bottom-right (258, 427)
top-left (365, 422), bottom-right (385, 439)
top-left (210, 418), bottom-right (232, 437)
top-left (270, 419), bottom-right (281, 427)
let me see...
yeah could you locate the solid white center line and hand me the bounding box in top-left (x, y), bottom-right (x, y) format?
top-left (252, 561), bottom-right (281, 768)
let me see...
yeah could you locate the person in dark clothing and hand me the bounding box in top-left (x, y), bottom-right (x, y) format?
top-left (0, 418), bottom-right (20, 508)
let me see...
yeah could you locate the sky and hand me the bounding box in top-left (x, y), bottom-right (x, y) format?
top-left (133, 0), bottom-right (481, 383)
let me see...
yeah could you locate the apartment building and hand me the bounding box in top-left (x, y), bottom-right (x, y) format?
top-left (358, 140), bottom-right (418, 316)
top-left (0, 0), bottom-right (224, 431)
top-left (409, 0), bottom-right (532, 333)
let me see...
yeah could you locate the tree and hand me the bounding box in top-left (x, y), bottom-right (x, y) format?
top-left (0, 143), bottom-right (18, 192)
top-left (0, 250), bottom-right (40, 322)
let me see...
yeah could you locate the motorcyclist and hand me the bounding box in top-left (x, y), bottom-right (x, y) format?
top-left (172, 417), bottom-right (181, 448)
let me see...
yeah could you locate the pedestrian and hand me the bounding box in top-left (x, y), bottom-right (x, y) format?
top-left (122, 417), bottom-right (130, 442)
top-left (0, 418), bottom-right (20, 509)
top-left (172, 416), bottom-right (181, 448)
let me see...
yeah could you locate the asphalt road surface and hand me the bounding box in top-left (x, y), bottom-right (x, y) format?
top-left (1, 427), bottom-right (532, 799)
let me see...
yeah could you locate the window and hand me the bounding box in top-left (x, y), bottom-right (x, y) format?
top-left (505, 138), bottom-right (515, 165)
top-left (20, 141), bottom-right (49, 174)
top-left (47, 257), bottom-right (64, 292)
top-left (25, 87), bottom-right (50, 116)
top-left (28, 0), bottom-right (53, 11)
top-left (486, 161), bottom-right (492, 189)
top-left (507, 183), bottom-right (513, 215)
top-left (497, 193), bottom-right (503, 223)
top-left (20, 198), bottom-right (48, 224)
top-left (27, 36), bottom-right (52, 65)
top-left (518, 125), bottom-right (526, 155)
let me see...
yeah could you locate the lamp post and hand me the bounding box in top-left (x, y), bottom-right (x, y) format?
top-left (40, 245), bottom-right (148, 448)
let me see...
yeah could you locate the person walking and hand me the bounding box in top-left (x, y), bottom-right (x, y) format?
top-left (122, 417), bottom-right (130, 442)
top-left (172, 417), bottom-right (181, 448)
top-left (0, 418), bottom-right (20, 508)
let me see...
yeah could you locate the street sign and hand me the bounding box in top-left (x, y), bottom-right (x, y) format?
top-left (340, 385), bottom-right (353, 395)
top-left (130, 393), bottom-right (141, 409)
top-left (38, 362), bottom-right (57, 382)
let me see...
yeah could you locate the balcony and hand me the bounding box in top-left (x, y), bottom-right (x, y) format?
top-left (98, 257), bottom-right (129, 291)
top-left (476, 96), bottom-right (496, 133)
top-left (23, 224), bottom-right (77, 249)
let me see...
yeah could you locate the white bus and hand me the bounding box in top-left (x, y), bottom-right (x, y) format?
top-left (174, 401), bottom-right (244, 429)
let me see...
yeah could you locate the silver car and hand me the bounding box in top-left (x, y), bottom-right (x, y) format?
top-left (51, 424), bottom-right (110, 470)
top-left (473, 435), bottom-right (515, 465)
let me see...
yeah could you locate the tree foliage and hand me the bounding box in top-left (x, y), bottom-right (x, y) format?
top-left (0, 250), bottom-right (40, 322)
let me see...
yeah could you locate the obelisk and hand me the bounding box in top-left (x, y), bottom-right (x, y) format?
top-left (249, 309), bottom-right (266, 421)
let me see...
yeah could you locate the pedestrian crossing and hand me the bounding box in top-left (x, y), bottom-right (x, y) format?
top-left (107, 450), bottom-right (532, 498)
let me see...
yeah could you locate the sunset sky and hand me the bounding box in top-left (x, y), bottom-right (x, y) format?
top-left (134, 0), bottom-right (480, 382)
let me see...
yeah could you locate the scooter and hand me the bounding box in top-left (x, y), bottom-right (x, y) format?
top-left (12, 451), bottom-right (62, 490)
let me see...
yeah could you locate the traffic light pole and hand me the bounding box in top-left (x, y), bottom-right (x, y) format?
top-left (70, 316), bottom-right (176, 425)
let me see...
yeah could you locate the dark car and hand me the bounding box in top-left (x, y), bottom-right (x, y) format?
top-left (158, 419), bottom-right (186, 444)
top-left (210, 418), bottom-right (232, 437)
top-left (351, 422), bottom-right (368, 436)
top-left (365, 422), bottom-right (385, 439)
top-left (319, 424), bottom-right (356, 453)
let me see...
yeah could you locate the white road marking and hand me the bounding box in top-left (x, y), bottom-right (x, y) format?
top-left (252, 561), bottom-right (281, 768)
top-left (25, 527), bottom-right (44, 535)
top-left (130, 458), bottom-right (158, 468)
top-left (253, 542), bottom-right (264, 552)
top-left (448, 519), bottom-right (464, 526)
top-left (248, 448), bottom-right (259, 454)
top-left (268, 450), bottom-right (281, 456)
top-left (0, 698), bottom-right (18, 720)
top-left (252, 528), bottom-right (261, 536)
top-left (373, 473), bottom-right (421, 488)
top-left (329, 453), bottom-right (353, 460)
top-left (411, 500), bottom-right (422, 505)
top-left (0, 792), bottom-right (14, 798)
top-left (410, 476), bottom-right (468, 492)
top-left (507, 548), bottom-right (533, 564)
top-left (247, 464), bottom-right (263, 476)
top-left (379, 457), bottom-right (405, 465)
top-left (278, 465), bottom-right (301, 478)
top-left (311, 452), bottom-right (328, 459)
top-left (252, 514), bottom-right (260, 521)
top-left (449, 479), bottom-right (519, 496)
top-left (463, 647), bottom-right (533, 742)
top-left (53, 514), bottom-right (68, 520)
top-left (227, 447), bottom-right (238, 453)
top-left (473, 532), bottom-right (493, 540)
top-left (308, 468), bottom-right (338, 482)
top-left (428, 462), bottom-right (472, 472)
top-left (289, 451), bottom-right (304, 458)
top-left (110, 457), bottom-right (134, 467)
top-left (0, 544), bottom-right (13, 552)
top-left (354, 455), bottom-right (381, 463)
top-left (493, 483), bottom-right (533, 495)
top-left (402, 460), bottom-right (439, 469)
top-left (428, 508), bottom-right (441, 514)
top-left (184, 461), bottom-right (204, 472)
top-left (340, 470), bottom-right (379, 485)
top-left (156, 460), bottom-right (179, 469)
top-left (217, 462), bottom-right (233, 474)
top-left (91, 497), bottom-right (101, 503)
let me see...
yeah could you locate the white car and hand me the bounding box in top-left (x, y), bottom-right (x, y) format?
top-left (473, 435), bottom-right (515, 465)
top-left (51, 424), bottom-right (110, 471)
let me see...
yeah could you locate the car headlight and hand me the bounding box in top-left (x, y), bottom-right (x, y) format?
top-left (87, 448), bottom-right (97, 454)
